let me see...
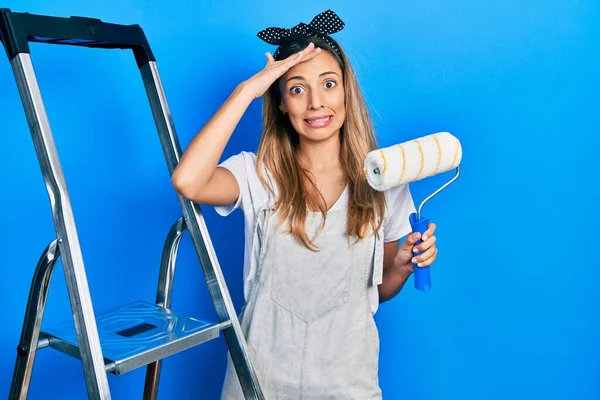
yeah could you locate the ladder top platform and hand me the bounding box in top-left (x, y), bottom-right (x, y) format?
top-left (0, 8), bottom-right (155, 67)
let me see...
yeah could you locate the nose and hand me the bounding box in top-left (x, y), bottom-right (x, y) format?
top-left (307, 90), bottom-right (323, 110)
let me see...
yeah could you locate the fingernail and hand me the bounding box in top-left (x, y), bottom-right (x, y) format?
top-left (422, 235), bottom-right (428, 241)
top-left (413, 233), bottom-right (420, 239)
top-left (412, 258), bottom-right (417, 264)
top-left (413, 247), bottom-right (418, 253)
top-left (417, 263), bottom-right (423, 267)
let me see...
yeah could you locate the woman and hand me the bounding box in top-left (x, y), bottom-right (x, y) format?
top-left (172, 9), bottom-right (439, 400)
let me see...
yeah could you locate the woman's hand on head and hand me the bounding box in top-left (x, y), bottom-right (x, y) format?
top-left (241, 42), bottom-right (322, 99)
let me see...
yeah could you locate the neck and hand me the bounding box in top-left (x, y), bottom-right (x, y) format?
top-left (296, 131), bottom-right (342, 173)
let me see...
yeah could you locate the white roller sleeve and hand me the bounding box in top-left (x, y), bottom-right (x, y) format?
top-left (364, 132), bottom-right (462, 191)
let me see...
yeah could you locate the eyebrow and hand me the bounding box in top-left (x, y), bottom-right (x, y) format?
top-left (286, 71), bottom-right (339, 83)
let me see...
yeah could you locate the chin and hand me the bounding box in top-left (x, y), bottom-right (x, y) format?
top-left (299, 128), bottom-right (340, 143)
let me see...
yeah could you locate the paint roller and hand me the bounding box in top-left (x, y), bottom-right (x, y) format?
top-left (364, 131), bottom-right (462, 291)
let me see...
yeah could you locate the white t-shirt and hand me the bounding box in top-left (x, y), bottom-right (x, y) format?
top-left (215, 151), bottom-right (416, 314)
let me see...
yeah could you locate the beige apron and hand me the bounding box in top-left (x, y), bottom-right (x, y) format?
top-left (222, 172), bottom-right (384, 399)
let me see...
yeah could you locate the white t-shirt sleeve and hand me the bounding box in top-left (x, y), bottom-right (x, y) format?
top-left (214, 151), bottom-right (255, 217)
top-left (383, 184), bottom-right (417, 243)
top-left (212, 151), bottom-right (270, 301)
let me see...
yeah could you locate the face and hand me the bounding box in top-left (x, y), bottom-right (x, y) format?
top-left (278, 50), bottom-right (346, 144)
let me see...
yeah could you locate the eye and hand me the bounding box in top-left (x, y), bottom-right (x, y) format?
top-left (290, 86), bottom-right (305, 95)
top-left (324, 79), bottom-right (337, 89)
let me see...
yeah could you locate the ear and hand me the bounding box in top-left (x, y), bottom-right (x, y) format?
top-left (279, 103), bottom-right (288, 115)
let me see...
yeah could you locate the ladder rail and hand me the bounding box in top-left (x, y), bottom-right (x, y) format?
top-left (10, 240), bottom-right (60, 400)
top-left (9, 53), bottom-right (111, 400)
top-left (143, 217), bottom-right (186, 400)
top-left (140, 62), bottom-right (265, 400)
top-left (154, 217), bottom-right (185, 309)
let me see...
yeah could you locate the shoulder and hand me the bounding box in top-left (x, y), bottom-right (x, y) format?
top-left (382, 184), bottom-right (416, 242)
top-left (383, 184), bottom-right (413, 211)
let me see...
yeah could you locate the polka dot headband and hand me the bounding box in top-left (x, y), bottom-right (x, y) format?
top-left (257, 9), bottom-right (345, 61)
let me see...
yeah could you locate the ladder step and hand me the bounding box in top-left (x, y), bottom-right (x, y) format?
top-left (41, 301), bottom-right (221, 375)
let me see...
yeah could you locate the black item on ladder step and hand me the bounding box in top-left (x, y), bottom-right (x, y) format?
top-left (0, 8), bottom-right (155, 67)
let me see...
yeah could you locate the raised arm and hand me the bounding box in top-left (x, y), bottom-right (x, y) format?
top-left (171, 43), bottom-right (322, 205)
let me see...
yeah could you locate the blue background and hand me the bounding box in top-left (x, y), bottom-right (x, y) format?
top-left (1, 0), bottom-right (598, 399)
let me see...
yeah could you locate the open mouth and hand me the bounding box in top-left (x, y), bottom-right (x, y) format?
top-left (303, 115), bottom-right (333, 128)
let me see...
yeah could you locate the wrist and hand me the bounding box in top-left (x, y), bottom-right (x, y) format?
top-left (235, 82), bottom-right (258, 102)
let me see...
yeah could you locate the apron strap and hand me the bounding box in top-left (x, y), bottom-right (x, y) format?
top-left (372, 233), bottom-right (384, 286)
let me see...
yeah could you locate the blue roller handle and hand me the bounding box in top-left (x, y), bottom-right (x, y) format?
top-left (409, 212), bottom-right (431, 291)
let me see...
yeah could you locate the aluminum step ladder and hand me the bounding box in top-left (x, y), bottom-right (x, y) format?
top-left (0, 8), bottom-right (264, 400)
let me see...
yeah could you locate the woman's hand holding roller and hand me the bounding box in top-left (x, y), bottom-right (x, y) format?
top-left (393, 223), bottom-right (438, 276)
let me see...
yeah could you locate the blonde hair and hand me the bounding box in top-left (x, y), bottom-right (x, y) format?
top-left (256, 37), bottom-right (385, 250)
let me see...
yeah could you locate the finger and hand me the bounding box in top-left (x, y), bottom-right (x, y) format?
top-left (412, 235), bottom-right (436, 253)
top-left (265, 52), bottom-right (275, 66)
top-left (421, 222), bottom-right (437, 241)
top-left (268, 50), bottom-right (302, 69)
top-left (412, 246), bottom-right (438, 267)
top-left (266, 51), bottom-right (304, 73)
top-left (416, 251), bottom-right (437, 268)
top-left (296, 42), bottom-right (317, 57)
top-left (268, 47), bottom-right (321, 78)
top-left (298, 47), bottom-right (322, 62)
top-left (299, 42), bottom-right (321, 58)
top-left (405, 231), bottom-right (421, 247)
top-left (282, 42), bottom-right (318, 65)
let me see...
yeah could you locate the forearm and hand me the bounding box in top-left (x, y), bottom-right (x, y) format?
top-left (171, 84), bottom-right (254, 188)
top-left (378, 265), bottom-right (412, 303)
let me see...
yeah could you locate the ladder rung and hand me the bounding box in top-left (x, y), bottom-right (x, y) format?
top-left (41, 301), bottom-right (220, 375)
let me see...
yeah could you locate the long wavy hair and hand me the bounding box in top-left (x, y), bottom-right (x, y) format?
top-left (256, 36), bottom-right (385, 250)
